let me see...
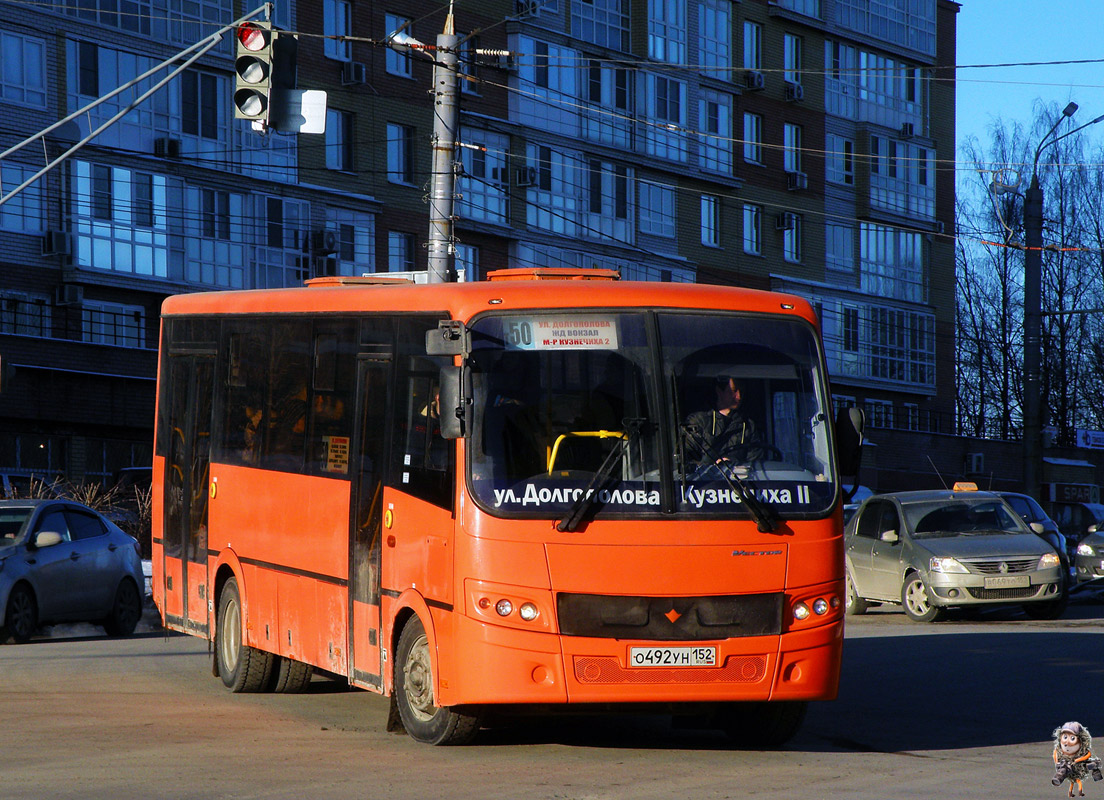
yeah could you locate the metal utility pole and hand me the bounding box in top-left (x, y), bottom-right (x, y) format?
top-left (426, 5), bottom-right (459, 283)
top-left (1022, 172), bottom-right (1043, 501)
top-left (1020, 102), bottom-right (1104, 499)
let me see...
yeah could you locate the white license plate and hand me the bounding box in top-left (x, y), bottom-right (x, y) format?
top-left (628, 646), bottom-right (717, 668)
top-left (983, 575), bottom-right (1030, 589)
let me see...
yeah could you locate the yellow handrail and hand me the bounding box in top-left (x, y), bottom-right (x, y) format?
top-left (547, 430), bottom-right (626, 474)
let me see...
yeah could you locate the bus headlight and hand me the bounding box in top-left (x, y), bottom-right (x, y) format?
top-left (468, 580), bottom-right (552, 631)
top-left (1078, 542), bottom-right (1096, 557)
top-left (519, 602), bottom-right (539, 621)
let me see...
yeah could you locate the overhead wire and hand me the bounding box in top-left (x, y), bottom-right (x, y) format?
top-left (9, 0), bottom-right (1104, 261)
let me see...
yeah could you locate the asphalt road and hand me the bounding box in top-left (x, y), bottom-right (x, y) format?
top-left (4, 594), bottom-right (1104, 800)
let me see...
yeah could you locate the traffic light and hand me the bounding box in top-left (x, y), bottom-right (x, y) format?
top-left (233, 21), bottom-right (298, 130)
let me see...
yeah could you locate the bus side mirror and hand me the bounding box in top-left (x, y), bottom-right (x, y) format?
top-left (426, 320), bottom-right (470, 357)
top-left (835, 406), bottom-right (865, 478)
top-left (438, 366), bottom-right (470, 439)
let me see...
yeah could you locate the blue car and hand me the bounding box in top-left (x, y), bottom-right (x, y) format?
top-left (0, 499), bottom-right (144, 643)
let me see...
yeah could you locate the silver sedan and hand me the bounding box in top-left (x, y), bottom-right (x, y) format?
top-left (844, 488), bottom-right (1065, 622)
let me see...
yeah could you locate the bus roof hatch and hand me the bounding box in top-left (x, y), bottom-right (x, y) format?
top-left (304, 276), bottom-right (414, 288)
top-left (485, 267), bottom-right (620, 282)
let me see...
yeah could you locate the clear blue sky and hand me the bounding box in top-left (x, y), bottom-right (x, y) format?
top-left (955, 0), bottom-right (1104, 153)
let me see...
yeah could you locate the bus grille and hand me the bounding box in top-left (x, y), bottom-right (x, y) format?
top-left (573, 655), bottom-right (768, 684)
top-left (557, 592), bottom-right (784, 640)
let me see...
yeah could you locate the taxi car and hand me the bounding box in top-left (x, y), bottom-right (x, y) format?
top-left (844, 484), bottom-right (1065, 622)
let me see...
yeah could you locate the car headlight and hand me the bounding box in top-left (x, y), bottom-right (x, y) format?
top-left (1078, 542), bottom-right (1096, 557)
top-left (930, 556), bottom-right (968, 573)
top-left (1038, 553), bottom-right (1061, 569)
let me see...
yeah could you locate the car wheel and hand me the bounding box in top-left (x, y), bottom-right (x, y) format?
top-left (901, 573), bottom-right (943, 622)
top-left (845, 571), bottom-right (868, 616)
top-left (103, 578), bottom-right (143, 637)
top-left (394, 616), bottom-right (481, 745)
top-left (720, 701), bottom-right (808, 748)
top-left (3, 583), bottom-right (37, 643)
top-left (215, 577), bottom-right (275, 692)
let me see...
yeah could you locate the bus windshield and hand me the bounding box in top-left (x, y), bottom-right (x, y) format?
top-left (467, 310), bottom-right (836, 519)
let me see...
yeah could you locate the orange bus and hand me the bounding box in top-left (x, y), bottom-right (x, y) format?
top-left (153, 267), bottom-right (862, 745)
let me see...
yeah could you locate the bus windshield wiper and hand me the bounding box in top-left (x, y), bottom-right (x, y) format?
top-left (680, 423), bottom-right (777, 533)
top-left (557, 418), bottom-right (644, 533)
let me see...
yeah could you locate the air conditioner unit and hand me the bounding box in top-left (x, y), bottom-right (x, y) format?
top-left (341, 61), bottom-right (367, 85)
top-left (493, 53), bottom-right (516, 71)
top-left (313, 258), bottom-right (339, 279)
top-left (966, 452), bottom-right (985, 474)
top-left (515, 0), bottom-right (539, 16)
top-left (784, 82), bottom-right (805, 102)
top-left (743, 70), bottom-right (765, 91)
top-left (774, 212), bottom-right (796, 231)
top-left (934, 220), bottom-right (945, 234)
top-left (41, 230), bottom-right (71, 257)
top-left (55, 284), bottom-right (83, 306)
top-left (154, 137), bottom-right (181, 158)
top-left (900, 122), bottom-right (915, 138)
top-left (311, 229), bottom-right (338, 255)
top-left (515, 166), bottom-right (538, 187)
top-left (786, 171), bottom-right (808, 191)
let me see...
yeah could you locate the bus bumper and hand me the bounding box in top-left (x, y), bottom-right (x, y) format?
top-left (442, 614), bottom-right (841, 707)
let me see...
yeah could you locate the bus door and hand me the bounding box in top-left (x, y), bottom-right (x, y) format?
top-left (349, 355), bottom-right (391, 690)
top-left (162, 354), bottom-right (214, 635)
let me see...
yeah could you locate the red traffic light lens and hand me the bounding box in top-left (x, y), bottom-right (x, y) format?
top-left (237, 23), bottom-right (269, 51)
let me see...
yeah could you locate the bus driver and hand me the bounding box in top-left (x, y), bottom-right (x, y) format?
top-left (684, 376), bottom-right (764, 468)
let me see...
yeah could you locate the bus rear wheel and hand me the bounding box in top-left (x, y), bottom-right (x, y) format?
top-left (270, 656), bottom-right (314, 693)
top-left (394, 616), bottom-right (481, 745)
top-left (216, 577), bottom-right (274, 692)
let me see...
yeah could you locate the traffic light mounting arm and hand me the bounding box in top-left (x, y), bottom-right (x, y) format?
top-left (0, 4), bottom-right (273, 208)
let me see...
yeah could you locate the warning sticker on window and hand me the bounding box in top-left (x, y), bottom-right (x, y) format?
top-left (323, 435), bottom-right (350, 474)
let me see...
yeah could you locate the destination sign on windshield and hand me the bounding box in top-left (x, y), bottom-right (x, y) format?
top-left (503, 316), bottom-right (620, 351)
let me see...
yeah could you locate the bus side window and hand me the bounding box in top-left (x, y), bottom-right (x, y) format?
top-left (392, 355), bottom-right (453, 510)
top-left (264, 321), bottom-right (311, 471)
top-left (222, 326), bottom-right (268, 466)
top-left (308, 325), bottom-right (356, 476)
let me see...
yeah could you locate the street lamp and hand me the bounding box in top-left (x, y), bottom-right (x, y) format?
top-left (1022, 102), bottom-right (1104, 500)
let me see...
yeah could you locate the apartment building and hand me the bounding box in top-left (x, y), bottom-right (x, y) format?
top-left (0, 0), bottom-right (957, 488)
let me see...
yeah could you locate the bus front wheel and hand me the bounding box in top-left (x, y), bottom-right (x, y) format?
top-left (394, 616), bottom-right (481, 745)
top-left (216, 577), bottom-right (274, 692)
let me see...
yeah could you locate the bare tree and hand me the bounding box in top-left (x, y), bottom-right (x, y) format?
top-left (957, 103), bottom-right (1104, 446)
top-left (956, 121), bottom-right (1029, 438)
